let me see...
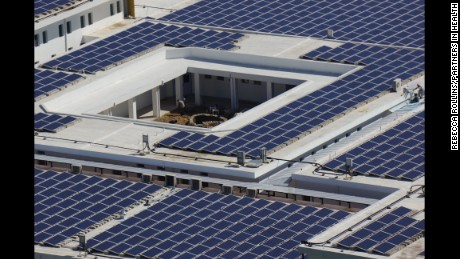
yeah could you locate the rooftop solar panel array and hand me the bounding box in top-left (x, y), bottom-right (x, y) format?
top-left (324, 111), bottom-right (424, 181)
top-left (337, 206), bottom-right (424, 255)
top-left (300, 42), bottom-right (424, 71)
top-left (34, 168), bottom-right (162, 246)
top-left (35, 69), bottom-right (84, 100)
top-left (87, 189), bottom-right (351, 258)
top-left (159, 0), bottom-right (424, 48)
top-left (34, 112), bottom-right (80, 133)
top-left (157, 43), bottom-right (424, 158)
top-left (42, 22), bottom-right (244, 74)
top-left (35, 0), bottom-right (74, 16)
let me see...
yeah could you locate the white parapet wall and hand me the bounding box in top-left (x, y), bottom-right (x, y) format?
top-left (165, 47), bottom-right (356, 77)
top-left (41, 47), bottom-right (354, 115)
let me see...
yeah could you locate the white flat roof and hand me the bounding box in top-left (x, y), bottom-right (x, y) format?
top-left (40, 43), bottom-right (354, 114)
top-left (35, 84), bottom-right (416, 182)
top-left (34, 1), bottom-right (424, 259)
top-left (34, 30), bottom-right (424, 195)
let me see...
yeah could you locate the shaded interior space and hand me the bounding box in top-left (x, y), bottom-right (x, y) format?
top-left (101, 72), bottom-right (299, 128)
top-left (146, 96), bottom-right (258, 127)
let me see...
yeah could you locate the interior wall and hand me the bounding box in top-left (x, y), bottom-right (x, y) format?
top-left (199, 75), bottom-right (231, 100)
top-left (199, 75), bottom-right (286, 103)
top-left (292, 175), bottom-right (395, 200)
top-left (273, 83), bottom-right (287, 97)
top-left (111, 100), bottom-right (128, 117)
top-left (136, 89), bottom-right (153, 111)
top-left (183, 73), bottom-right (193, 96)
top-left (160, 81), bottom-right (174, 100)
top-left (237, 80), bottom-right (267, 103)
top-left (100, 74), bottom-right (296, 117)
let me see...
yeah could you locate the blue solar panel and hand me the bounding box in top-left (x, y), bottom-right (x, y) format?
top-left (44, 234), bottom-right (67, 246)
top-left (355, 239), bottom-right (378, 251)
top-left (400, 226), bottom-right (423, 239)
top-left (338, 236), bottom-right (361, 248)
top-left (271, 247), bottom-right (291, 257)
top-left (325, 111), bottom-right (424, 180)
top-left (160, 0), bottom-right (423, 48)
top-left (34, 69), bottom-right (84, 100)
top-left (34, 169), bottom-right (162, 247)
top-left (338, 206), bottom-right (423, 255)
top-left (157, 43), bottom-right (424, 159)
top-left (373, 242), bottom-right (397, 255)
top-left (35, 0), bottom-right (74, 16)
top-left (42, 22), bottom-right (243, 73)
top-left (86, 187), bottom-right (350, 257)
top-left (34, 112), bottom-right (80, 133)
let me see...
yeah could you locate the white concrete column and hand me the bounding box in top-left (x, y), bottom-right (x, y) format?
top-left (152, 87), bottom-right (161, 118)
top-left (266, 81), bottom-right (273, 100)
top-left (128, 98), bottom-right (137, 119)
top-left (194, 73), bottom-right (201, 106)
top-left (175, 76), bottom-right (183, 101)
top-left (230, 76), bottom-right (238, 111)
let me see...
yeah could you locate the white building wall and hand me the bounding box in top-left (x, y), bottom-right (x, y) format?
top-left (34, 24), bottom-right (66, 63)
top-left (199, 75), bottom-right (231, 100)
top-left (34, 0), bottom-right (125, 64)
top-left (160, 81), bottom-right (174, 100)
top-left (199, 75), bottom-right (287, 103)
top-left (292, 174), bottom-right (396, 200)
top-left (136, 89), bottom-right (154, 111)
top-left (273, 83), bottom-right (287, 97)
top-left (237, 80), bottom-right (267, 103)
top-left (110, 100), bottom-right (128, 117)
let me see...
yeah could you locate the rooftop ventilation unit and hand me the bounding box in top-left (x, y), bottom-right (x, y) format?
top-left (260, 148), bottom-right (267, 163)
top-left (327, 29), bottom-right (334, 38)
top-left (246, 188), bottom-right (257, 198)
top-left (143, 133), bottom-right (149, 146)
top-left (191, 179), bottom-right (202, 191)
top-left (221, 185), bottom-right (233, 195)
top-left (78, 235), bottom-right (86, 251)
top-left (392, 78), bottom-right (402, 92)
top-left (345, 158), bottom-right (353, 175)
top-left (141, 133), bottom-right (150, 155)
top-left (237, 151), bottom-right (245, 166)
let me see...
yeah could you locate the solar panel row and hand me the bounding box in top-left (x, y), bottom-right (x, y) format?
top-left (337, 206), bottom-right (424, 255)
top-left (87, 189), bottom-right (351, 258)
top-left (34, 169), bottom-right (162, 246)
top-left (157, 44), bottom-right (424, 158)
top-left (159, 0), bottom-right (424, 48)
top-left (324, 111), bottom-right (425, 181)
top-left (34, 112), bottom-right (80, 133)
top-left (42, 22), bottom-right (244, 74)
top-left (35, 0), bottom-right (74, 16)
top-left (35, 69), bottom-right (84, 101)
